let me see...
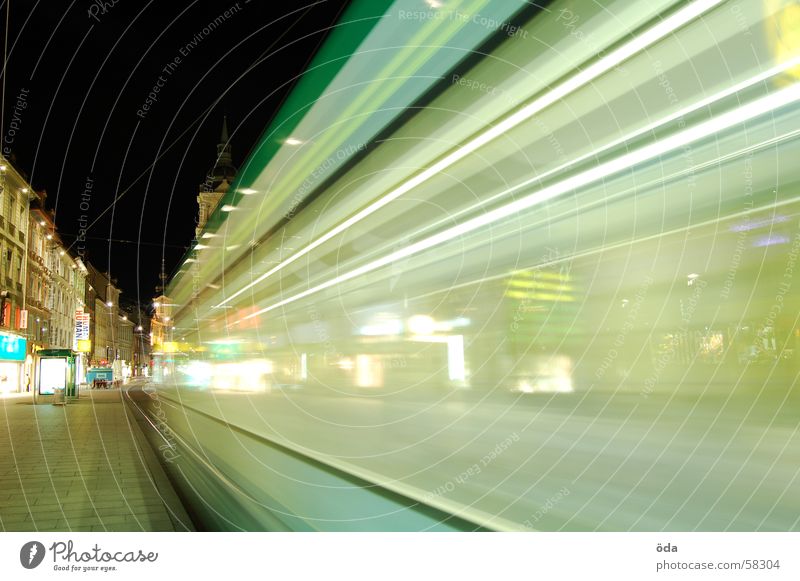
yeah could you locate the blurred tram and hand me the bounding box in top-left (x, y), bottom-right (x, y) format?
top-left (136, 0), bottom-right (800, 531)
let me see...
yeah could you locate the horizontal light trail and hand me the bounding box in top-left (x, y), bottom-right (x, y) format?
top-left (407, 127), bottom-right (800, 304)
top-left (414, 56), bottom-right (800, 239)
top-left (214, 0), bottom-right (724, 309)
top-left (233, 81), bottom-right (800, 324)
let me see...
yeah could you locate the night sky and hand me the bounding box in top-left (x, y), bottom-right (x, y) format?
top-left (0, 0), bottom-right (349, 305)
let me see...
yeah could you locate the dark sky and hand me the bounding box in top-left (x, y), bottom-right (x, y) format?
top-left (0, 0), bottom-right (349, 306)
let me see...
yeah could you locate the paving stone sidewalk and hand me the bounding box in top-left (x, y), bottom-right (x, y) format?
top-left (0, 385), bottom-right (193, 531)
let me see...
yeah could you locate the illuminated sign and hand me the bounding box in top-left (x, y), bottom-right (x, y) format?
top-left (39, 357), bottom-right (67, 395)
top-left (76, 339), bottom-right (92, 353)
top-left (75, 309), bottom-right (90, 342)
top-left (767, 0), bottom-right (800, 83)
top-left (0, 331), bottom-right (26, 361)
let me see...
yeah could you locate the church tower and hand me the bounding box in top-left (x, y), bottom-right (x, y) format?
top-left (196, 117), bottom-right (237, 238)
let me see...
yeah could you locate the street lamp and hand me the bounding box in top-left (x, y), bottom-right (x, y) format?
top-left (133, 322), bottom-right (150, 378)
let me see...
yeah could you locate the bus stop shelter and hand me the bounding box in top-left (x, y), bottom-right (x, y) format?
top-left (35, 349), bottom-right (78, 404)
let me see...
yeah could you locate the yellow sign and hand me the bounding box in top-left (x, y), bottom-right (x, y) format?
top-left (76, 339), bottom-right (92, 353)
top-left (767, 0), bottom-right (800, 83)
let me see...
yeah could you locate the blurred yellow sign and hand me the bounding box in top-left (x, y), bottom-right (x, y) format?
top-left (767, 0), bottom-right (800, 83)
top-left (76, 340), bottom-right (92, 353)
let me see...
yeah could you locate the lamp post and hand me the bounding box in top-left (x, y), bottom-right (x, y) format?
top-left (134, 324), bottom-right (145, 377)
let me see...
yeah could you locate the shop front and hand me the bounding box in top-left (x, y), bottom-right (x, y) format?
top-left (0, 330), bottom-right (28, 394)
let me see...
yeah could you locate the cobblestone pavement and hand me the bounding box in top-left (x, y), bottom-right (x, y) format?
top-left (0, 386), bottom-right (193, 531)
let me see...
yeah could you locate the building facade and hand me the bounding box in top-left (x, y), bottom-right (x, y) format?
top-left (26, 193), bottom-right (54, 351)
top-left (47, 237), bottom-right (86, 350)
top-left (117, 313), bottom-right (134, 378)
top-left (0, 158), bottom-right (35, 392)
top-left (196, 117), bottom-right (237, 238)
top-left (149, 294), bottom-right (173, 381)
top-left (86, 263), bottom-right (121, 367)
top-left (0, 155), bottom-right (143, 392)
top-left (120, 299), bottom-right (150, 376)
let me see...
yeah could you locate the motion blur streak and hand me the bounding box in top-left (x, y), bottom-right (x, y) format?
top-left (416, 55), bottom-right (800, 239)
top-left (237, 83), bottom-right (800, 323)
top-left (134, 0), bottom-right (800, 531)
top-left (212, 0), bottom-right (723, 309)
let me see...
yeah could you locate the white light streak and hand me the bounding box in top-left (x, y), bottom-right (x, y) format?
top-left (214, 0), bottom-right (724, 310)
top-left (235, 83), bottom-right (800, 324)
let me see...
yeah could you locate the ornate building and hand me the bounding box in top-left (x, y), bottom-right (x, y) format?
top-left (196, 117), bottom-right (237, 238)
top-left (149, 120), bottom-right (236, 377)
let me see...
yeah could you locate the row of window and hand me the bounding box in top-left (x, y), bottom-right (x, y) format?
top-left (0, 190), bottom-right (28, 233)
top-left (1, 245), bottom-right (22, 284)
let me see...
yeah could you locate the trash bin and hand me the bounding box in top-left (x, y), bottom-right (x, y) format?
top-left (52, 388), bottom-right (65, 406)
